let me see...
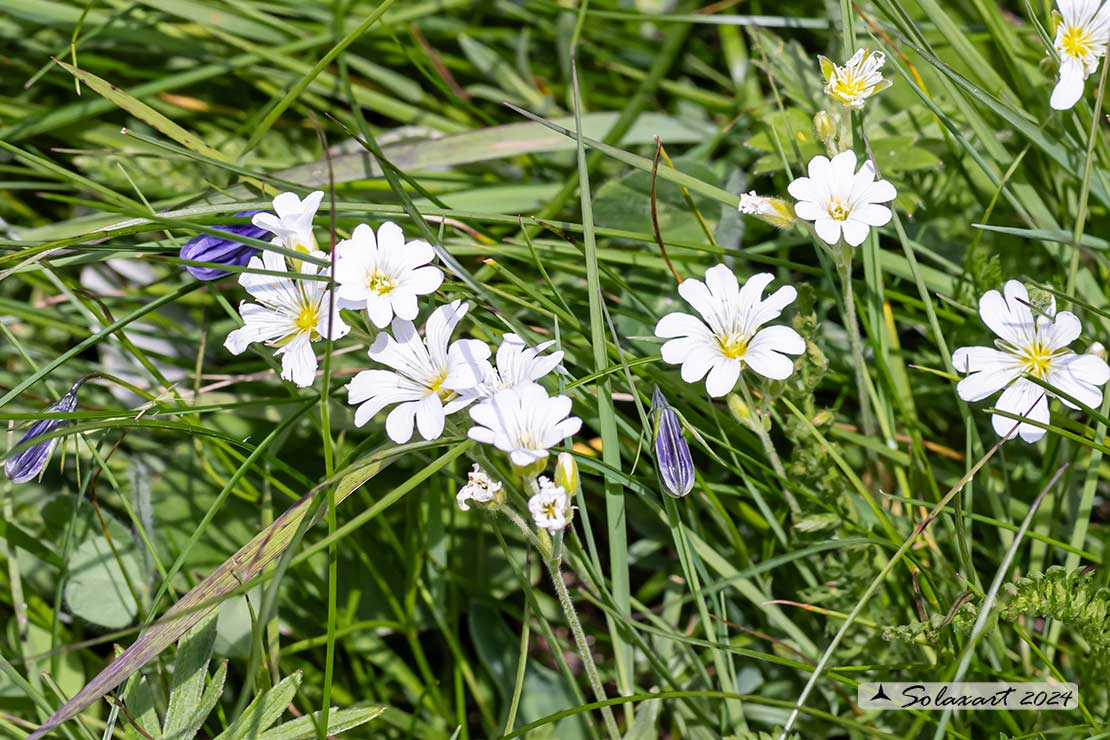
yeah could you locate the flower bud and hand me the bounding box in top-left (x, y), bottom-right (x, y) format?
top-left (651, 387), bottom-right (694, 498)
top-left (737, 191), bottom-right (795, 230)
top-left (1088, 341), bottom-right (1107, 361)
top-left (554, 452), bottom-right (580, 496)
top-left (179, 211), bottom-right (270, 280)
top-left (814, 110), bottom-right (836, 145)
top-left (5, 380), bottom-right (83, 484)
top-left (727, 393), bottom-right (769, 431)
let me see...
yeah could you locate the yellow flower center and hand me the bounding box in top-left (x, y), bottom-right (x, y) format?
top-left (542, 500), bottom-right (559, 519)
top-left (428, 369), bottom-right (453, 402)
top-left (366, 270), bottom-right (396, 295)
top-left (294, 303), bottom-right (319, 333)
top-left (827, 200), bottom-right (850, 221)
top-left (718, 333), bottom-right (749, 359)
top-left (830, 73), bottom-right (867, 102)
top-left (1019, 340), bottom-right (1054, 379)
top-left (1060, 25), bottom-right (1094, 59)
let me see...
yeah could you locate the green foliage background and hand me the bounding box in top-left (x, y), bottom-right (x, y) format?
top-left (2, 0), bottom-right (1110, 738)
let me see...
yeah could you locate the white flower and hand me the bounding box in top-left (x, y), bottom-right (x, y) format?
top-left (952, 280), bottom-right (1110, 443)
top-left (456, 463), bottom-right (502, 511)
top-left (224, 249), bottom-right (350, 387)
top-left (655, 265), bottom-right (805, 397)
top-left (788, 151), bottom-right (896, 247)
top-left (819, 48), bottom-right (892, 109)
top-left (1051, 0), bottom-right (1110, 110)
top-left (467, 384), bottom-right (582, 467)
top-left (528, 477), bottom-right (572, 535)
top-left (347, 300), bottom-right (490, 443)
top-left (450, 333), bottom-right (564, 401)
top-left (333, 222), bottom-right (444, 328)
top-left (251, 191), bottom-right (324, 254)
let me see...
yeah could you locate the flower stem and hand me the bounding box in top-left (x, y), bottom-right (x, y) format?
top-left (737, 375), bottom-right (799, 515)
top-left (546, 557), bottom-right (622, 740)
top-left (837, 250), bottom-right (877, 442)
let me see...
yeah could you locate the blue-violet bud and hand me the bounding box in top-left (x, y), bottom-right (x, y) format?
top-left (651, 387), bottom-right (694, 498)
top-left (179, 210), bottom-right (269, 280)
top-left (5, 380), bottom-right (84, 484)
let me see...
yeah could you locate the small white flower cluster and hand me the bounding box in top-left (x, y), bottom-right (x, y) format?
top-left (457, 454), bottom-right (578, 539)
top-left (224, 192), bottom-right (581, 468)
top-left (736, 50), bottom-right (897, 248)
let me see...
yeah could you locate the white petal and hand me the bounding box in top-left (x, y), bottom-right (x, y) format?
top-left (280, 336), bottom-right (317, 387)
top-left (365, 293), bottom-right (395, 328)
top-left (814, 218), bottom-right (842, 245)
top-left (1045, 311), bottom-right (1082, 351)
top-left (677, 344), bottom-right (717, 383)
top-left (414, 394), bottom-right (446, 441)
top-left (704, 264), bottom-right (739, 302)
top-left (1051, 58), bottom-right (1087, 111)
top-left (656, 312), bottom-right (710, 339)
top-left (749, 325), bottom-right (805, 356)
top-left (787, 177), bottom-right (819, 203)
top-left (705, 359), bottom-right (741, 397)
top-left (1047, 353), bottom-right (1110, 408)
top-left (952, 346), bottom-right (1022, 401)
top-left (743, 346), bottom-right (797, 380)
top-left (979, 281), bottom-right (1034, 347)
top-left (841, 219), bottom-right (871, 247)
top-left (992, 378), bottom-right (1048, 441)
top-left (793, 200), bottom-right (824, 221)
top-left (403, 265), bottom-right (444, 295)
top-left (851, 203), bottom-right (892, 226)
top-left (385, 401), bottom-right (419, 443)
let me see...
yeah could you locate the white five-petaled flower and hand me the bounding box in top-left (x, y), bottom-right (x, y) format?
top-left (347, 300), bottom-right (490, 443)
top-left (788, 151), bottom-right (896, 247)
top-left (819, 48), bottom-right (892, 109)
top-left (528, 477), bottom-right (572, 535)
top-left (333, 222), bottom-right (444, 328)
top-left (952, 280), bottom-right (1110, 443)
top-left (451, 333), bottom-right (564, 401)
top-left (251, 191), bottom-right (324, 254)
top-left (1051, 0), bottom-right (1110, 110)
top-left (456, 463), bottom-right (503, 511)
top-left (655, 265), bottom-right (805, 397)
top-left (224, 249), bottom-right (349, 387)
top-left (467, 384), bottom-right (582, 467)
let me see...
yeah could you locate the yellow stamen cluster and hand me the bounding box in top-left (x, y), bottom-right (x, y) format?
top-left (1059, 25), bottom-right (1095, 59)
top-left (1019, 341), bottom-right (1054, 379)
top-left (718, 333), bottom-right (749, 359)
top-left (366, 270), bottom-right (396, 295)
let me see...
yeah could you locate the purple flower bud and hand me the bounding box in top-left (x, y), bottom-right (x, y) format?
top-left (179, 210), bottom-right (270, 280)
top-left (5, 381), bottom-right (83, 484)
top-left (652, 387), bottom-right (694, 498)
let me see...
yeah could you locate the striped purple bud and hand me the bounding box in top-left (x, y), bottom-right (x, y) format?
top-left (5, 380), bottom-right (83, 484)
top-left (179, 210), bottom-right (269, 280)
top-left (651, 387), bottom-right (694, 498)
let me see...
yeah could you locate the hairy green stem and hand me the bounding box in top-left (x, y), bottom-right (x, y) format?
top-left (736, 375), bottom-right (798, 515)
top-left (546, 558), bottom-right (622, 740)
top-left (837, 252), bottom-right (878, 442)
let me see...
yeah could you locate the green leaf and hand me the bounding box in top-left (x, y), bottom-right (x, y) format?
top-left (213, 672), bottom-right (301, 740)
top-left (51, 58), bottom-right (228, 163)
top-left (162, 616), bottom-right (218, 740)
top-left (64, 537), bottom-right (142, 630)
top-left (121, 671), bottom-right (160, 740)
top-left (255, 706), bottom-right (386, 740)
